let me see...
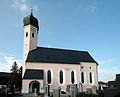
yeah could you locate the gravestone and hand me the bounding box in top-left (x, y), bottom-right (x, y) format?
top-left (34, 88), bottom-right (37, 96)
top-left (53, 88), bottom-right (61, 97)
top-left (92, 86), bottom-right (97, 94)
top-left (44, 84), bottom-right (50, 97)
top-left (66, 85), bottom-right (70, 92)
top-left (78, 83), bottom-right (83, 92)
top-left (86, 88), bottom-right (92, 94)
top-left (66, 84), bottom-right (78, 97)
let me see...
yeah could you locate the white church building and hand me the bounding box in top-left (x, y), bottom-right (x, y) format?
top-left (22, 10), bottom-right (98, 93)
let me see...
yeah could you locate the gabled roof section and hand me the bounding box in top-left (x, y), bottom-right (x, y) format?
top-left (0, 72), bottom-right (11, 77)
top-left (26, 47), bottom-right (98, 64)
top-left (23, 69), bottom-right (43, 79)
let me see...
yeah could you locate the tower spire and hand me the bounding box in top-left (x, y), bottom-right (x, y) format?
top-left (30, 7), bottom-right (33, 15)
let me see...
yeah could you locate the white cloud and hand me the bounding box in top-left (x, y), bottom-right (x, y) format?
top-left (4, 56), bottom-right (22, 68)
top-left (98, 58), bottom-right (120, 82)
top-left (11, 0), bottom-right (39, 13)
top-left (77, 3), bottom-right (97, 13)
top-left (33, 5), bottom-right (39, 12)
top-left (17, 22), bottom-right (23, 29)
top-left (12, 0), bottom-right (39, 30)
top-left (89, 5), bottom-right (96, 13)
top-left (98, 67), bottom-right (120, 82)
top-left (98, 67), bottom-right (120, 74)
top-left (0, 55), bottom-right (22, 72)
top-left (21, 0), bottom-right (26, 3)
top-left (84, 5), bottom-right (96, 13)
top-left (12, 0), bottom-right (28, 12)
top-left (99, 59), bottom-right (115, 65)
top-left (48, 44), bottom-right (51, 48)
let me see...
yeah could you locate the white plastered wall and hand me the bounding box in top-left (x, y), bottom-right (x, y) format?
top-left (23, 62), bottom-right (98, 92)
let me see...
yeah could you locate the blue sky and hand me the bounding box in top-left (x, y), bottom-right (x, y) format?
top-left (0, 0), bottom-right (120, 82)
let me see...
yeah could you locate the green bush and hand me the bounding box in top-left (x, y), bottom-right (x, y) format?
top-left (76, 92), bottom-right (99, 97)
top-left (37, 91), bottom-right (41, 95)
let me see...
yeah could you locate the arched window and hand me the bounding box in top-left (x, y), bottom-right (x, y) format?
top-left (59, 70), bottom-right (63, 84)
top-left (81, 72), bottom-right (84, 84)
top-left (32, 33), bottom-right (34, 38)
top-left (47, 70), bottom-right (51, 84)
top-left (71, 71), bottom-right (75, 84)
top-left (26, 32), bottom-right (28, 37)
top-left (89, 72), bottom-right (92, 83)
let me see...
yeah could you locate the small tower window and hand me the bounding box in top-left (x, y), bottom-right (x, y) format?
top-left (26, 32), bottom-right (28, 37)
top-left (32, 33), bottom-right (34, 38)
top-left (81, 66), bottom-right (84, 69)
top-left (89, 67), bottom-right (93, 70)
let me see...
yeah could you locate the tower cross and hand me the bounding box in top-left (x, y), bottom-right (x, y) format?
top-left (30, 7), bottom-right (33, 15)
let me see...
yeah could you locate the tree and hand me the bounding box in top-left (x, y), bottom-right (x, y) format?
top-left (18, 66), bottom-right (22, 90)
top-left (9, 62), bottom-right (20, 88)
top-left (10, 61), bottom-right (18, 73)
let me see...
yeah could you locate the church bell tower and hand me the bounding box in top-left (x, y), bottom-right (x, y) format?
top-left (23, 8), bottom-right (39, 76)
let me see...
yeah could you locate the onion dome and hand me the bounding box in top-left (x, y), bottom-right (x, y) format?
top-left (23, 8), bottom-right (39, 31)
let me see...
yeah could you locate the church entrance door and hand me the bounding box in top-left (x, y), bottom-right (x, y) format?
top-left (32, 82), bottom-right (39, 92)
top-left (29, 81), bottom-right (40, 93)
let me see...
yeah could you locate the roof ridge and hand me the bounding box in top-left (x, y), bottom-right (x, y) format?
top-left (37, 46), bottom-right (88, 53)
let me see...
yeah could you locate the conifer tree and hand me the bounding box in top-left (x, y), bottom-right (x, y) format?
top-left (9, 61), bottom-right (19, 88)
